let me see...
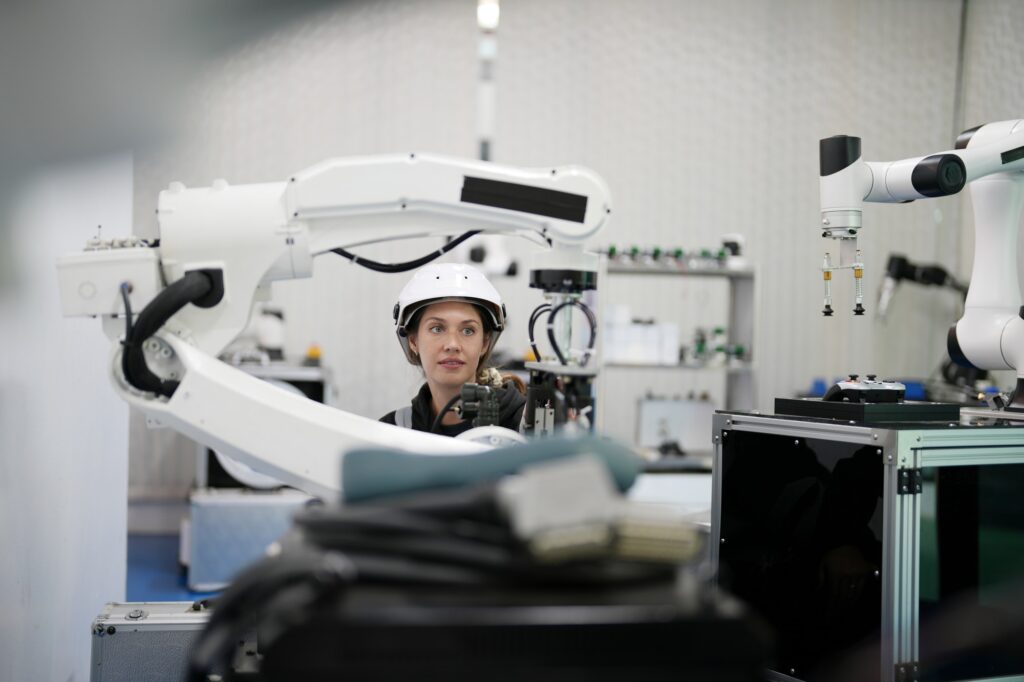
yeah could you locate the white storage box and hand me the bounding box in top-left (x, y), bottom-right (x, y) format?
top-left (187, 488), bottom-right (311, 591)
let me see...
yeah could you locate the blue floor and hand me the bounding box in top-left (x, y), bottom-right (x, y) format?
top-left (127, 534), bottom-right (219, 602)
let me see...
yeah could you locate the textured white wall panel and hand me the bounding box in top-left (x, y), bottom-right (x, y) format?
top-left (961, 0), bottom-right (1024, 126)
top-left (957, 0), bottom-right (1024, 294)
top-left (495, 0), bottom-right (965, 413)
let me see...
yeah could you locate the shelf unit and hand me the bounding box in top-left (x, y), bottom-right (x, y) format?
top-left (595, 258), bottom-right (757, 447)
top-left (603, 362), bottom-right (754, 372)
top-left (606, 262), bottom-right (754, 280)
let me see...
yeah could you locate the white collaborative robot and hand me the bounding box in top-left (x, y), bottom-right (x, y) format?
top-left (57, 154), bottom-right (612, 498)
top-left (818, 119), bottom-right (1024, 407)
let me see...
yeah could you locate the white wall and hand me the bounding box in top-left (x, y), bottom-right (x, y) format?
top-left (960, 0), bottom-right (1024, 134)
top-left (957, 0), bottom-right (1024, 289)
top-left (494, 0), bottom-right (967, 412)
top-left (0, 155), bottom-right (131, 681)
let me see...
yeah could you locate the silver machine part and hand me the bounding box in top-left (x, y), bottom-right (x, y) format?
top-left (90, 602), bottom-right (224, 682)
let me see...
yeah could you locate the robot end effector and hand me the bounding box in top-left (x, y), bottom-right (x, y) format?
top-left (876, 253), bottom-right (966, 322)
top-left (818, 121), bottom-right (1024, 319)
top-left (817, 134), bottom-right (969, 316)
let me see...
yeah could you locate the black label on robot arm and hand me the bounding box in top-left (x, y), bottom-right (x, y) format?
top-left (955, 124), bottom-right (982, 150)
top-left (1002, 145), bottom-right (1024, 165)
top-left (820, 135), bottom-right (861, 176)
top-left (461, 177), bottom-right (588, 223)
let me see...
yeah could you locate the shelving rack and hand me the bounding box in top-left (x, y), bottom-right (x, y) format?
top-left (595, 257), bottom-right (756, 448)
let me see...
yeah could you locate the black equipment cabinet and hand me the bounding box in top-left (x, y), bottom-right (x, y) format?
top-left (255, 584), bottom-right (773, 682)
top-left (711, 410), bottom-right (1024, 682)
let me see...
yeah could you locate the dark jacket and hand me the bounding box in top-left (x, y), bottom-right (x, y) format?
top-left (380, 382), bottom-right (526, 436)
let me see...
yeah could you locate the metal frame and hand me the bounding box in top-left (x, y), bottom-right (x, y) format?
top-left (710, 411), bottom-right (1024, 682)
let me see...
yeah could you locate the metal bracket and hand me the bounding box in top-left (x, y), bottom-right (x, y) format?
top-left (895, 661), bottom-right (920, 681)
top-left (897, 468), bottom-right (922, 495)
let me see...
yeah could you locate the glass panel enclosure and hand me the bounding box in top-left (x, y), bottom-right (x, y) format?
top-left (720, 431), bottom-right (884, 681)
top-left (918, 464), bottom-right (1024, 681)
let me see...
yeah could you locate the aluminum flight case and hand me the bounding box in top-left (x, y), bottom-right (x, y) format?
top-left (91, 602), bottom-right (210, 682)
top-left (710, 410), bottom-right (1024, 682)
top-left (91, 601), bottom-right (254, 682)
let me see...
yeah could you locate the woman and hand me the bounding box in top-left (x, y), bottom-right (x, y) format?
top-left (380, 263), bottom-right (526, 436)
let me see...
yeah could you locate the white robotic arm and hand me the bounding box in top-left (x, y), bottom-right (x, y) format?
top-left (819, 120), bottom-right (1024, 314)
top-left (58, 153), bottom-right (612, 498)
top-left (155, 153), bottom-right (610, 354)
top-left (818, 119), bottom-right (1024, 404)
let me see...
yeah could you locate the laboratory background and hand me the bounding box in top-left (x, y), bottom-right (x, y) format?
top-left (2, 0), bottom-right (1024, 680)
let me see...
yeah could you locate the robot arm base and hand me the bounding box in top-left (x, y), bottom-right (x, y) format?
top-left (949, 311), bottom-right (1023, 375)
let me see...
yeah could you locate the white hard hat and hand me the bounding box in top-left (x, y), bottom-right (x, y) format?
top-left (394, 263), bottom-right (507, 363)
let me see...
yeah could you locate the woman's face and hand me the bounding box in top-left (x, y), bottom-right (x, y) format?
top-left (408, 300), bottom-right (488, 391)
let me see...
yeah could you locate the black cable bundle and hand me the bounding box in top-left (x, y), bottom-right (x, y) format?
top-left (546, 299), bottom-right (597, 366)
top-left (331, 230), bottom-right (480, 273)
top-left (295, 491), bottom-right (668, 587)
top-left (527, 303), bottom-right (552, 361)
top-left (185, 480), bottom-right (675, 680)
top-left (120, 270), bottom-right (216, 398)
top-left (430, 393), bottom-right (464, 434)
top-left (527, 299), bottom-right (597, 366)
top-left (185, 546), bottom-right (355, 682)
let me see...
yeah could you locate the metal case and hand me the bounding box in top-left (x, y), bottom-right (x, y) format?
top-left (710, 410), bottom-right (1024, 682)
top-left (90, 602), bottom-right (210, 682)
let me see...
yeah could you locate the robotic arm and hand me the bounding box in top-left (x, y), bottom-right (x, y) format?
top-left (818, 119), bottom-right (1024, 404)
top-left (57, 153), bottom-right (612, 498)
top-left (876, 253), bottom-right (967, 322)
